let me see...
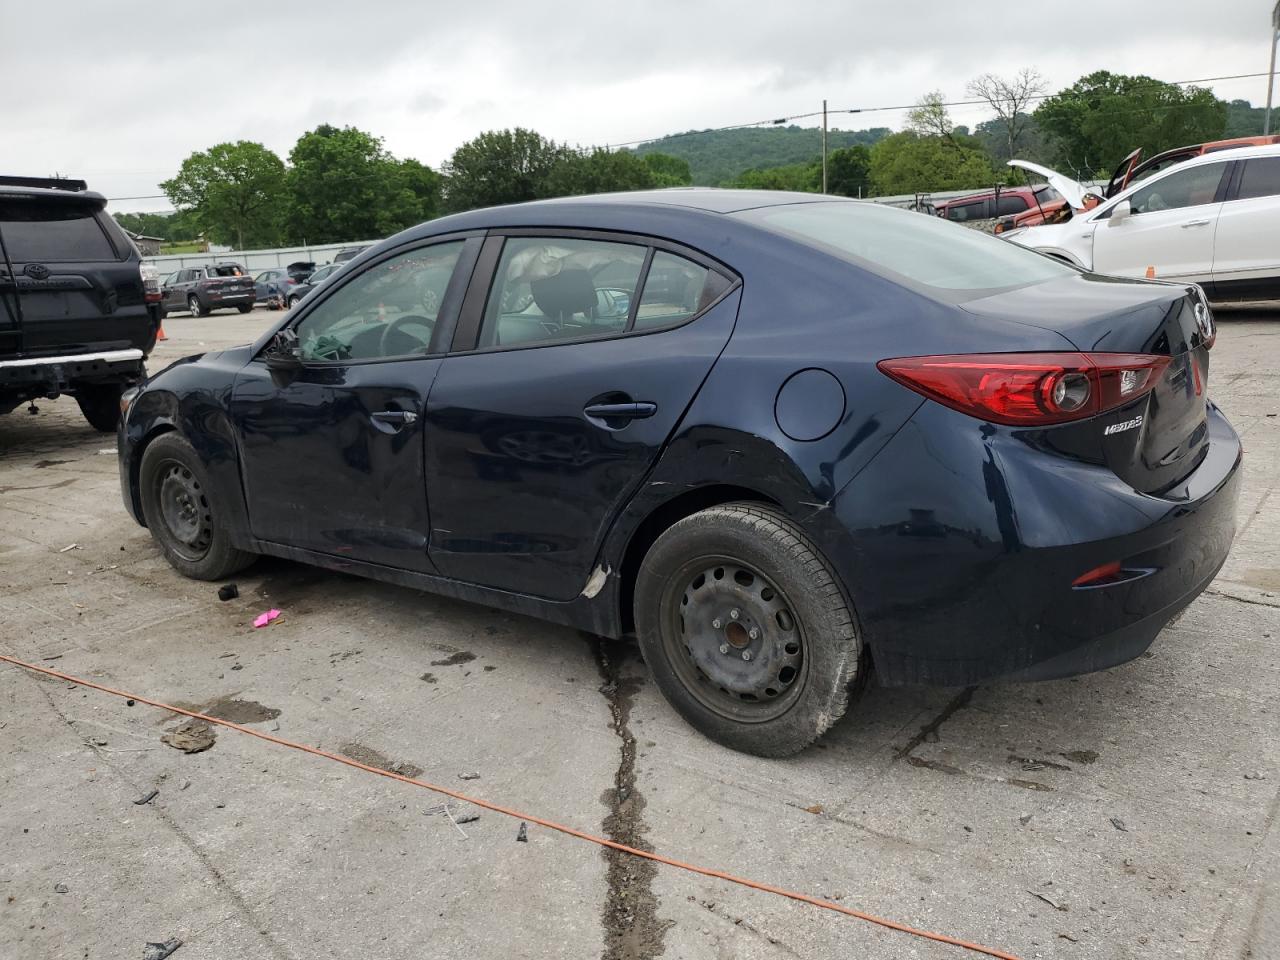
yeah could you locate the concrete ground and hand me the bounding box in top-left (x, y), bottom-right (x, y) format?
top-left (1, 304), bottom-right (1278, 960)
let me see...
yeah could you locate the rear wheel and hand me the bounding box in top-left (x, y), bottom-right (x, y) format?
top-left (188, 295), bottom-right (206, 318)
top-left (634, 502), bottom-right (863, 756)
top-left (75, 383), bottom-right (124, 432)
top-left (139, 433), bottom-right (255, 580)
top-left (288, 294), bottom-right (301, 309)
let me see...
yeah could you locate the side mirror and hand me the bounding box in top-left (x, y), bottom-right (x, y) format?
top-left (1109, 199), bottom-right (1132, 224)
top-left (263, 329), bottom-right (302, 372)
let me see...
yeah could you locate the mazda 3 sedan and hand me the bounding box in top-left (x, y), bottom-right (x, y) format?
top-left (118, 190), bottom-right (1239, 756)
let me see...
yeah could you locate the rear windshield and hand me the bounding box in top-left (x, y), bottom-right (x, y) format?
top-left (205, 264), bottom-right (246, 277)
top-left (733, 201), bottom-right (1073, 295)
top-left (0, 200), bottom-right (117, 262)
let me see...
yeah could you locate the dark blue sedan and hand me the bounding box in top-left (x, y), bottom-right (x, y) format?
top-left (117, 190), bottom-right (1239, 756)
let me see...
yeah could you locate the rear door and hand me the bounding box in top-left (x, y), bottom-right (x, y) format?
top-left (1091, 160), bottom-right (1232, 281)
top-left (230, 236), bottom-right (477, 571)
top-left (1211, 155), bottom-right (1280, 300)
top-left (424, 232), bottom-right (739, 600)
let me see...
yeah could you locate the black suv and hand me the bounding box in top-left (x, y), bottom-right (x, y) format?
top-left (0, 176), bottom-right (161, 431)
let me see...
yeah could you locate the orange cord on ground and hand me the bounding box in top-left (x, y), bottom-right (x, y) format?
top-left (0, 654), bottom-right (1023, 960)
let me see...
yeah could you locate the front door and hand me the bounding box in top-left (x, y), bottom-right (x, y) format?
top-left (1091, 161), bottom-right (1231, 281)
top-left (425, 233), bottom-right (739, 600)
top-left (230, 237), bottom-right (474, 572)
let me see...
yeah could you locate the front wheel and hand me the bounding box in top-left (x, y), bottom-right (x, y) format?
top-left (634, 502), bottom-right (863, 756)
top-left (237, 304), bottom-right (252, 314)
top-left (188, 295), bottom-right (206, 318)
top-left (75, 383), bottom-right (124, 432)
top-left (288, 295), bottom-right (301, 309)
top-left (139, 433), bottom-right (255, 580)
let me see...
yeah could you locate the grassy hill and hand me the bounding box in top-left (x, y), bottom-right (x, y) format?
top-left (632, 125), bottom-right (891, 186)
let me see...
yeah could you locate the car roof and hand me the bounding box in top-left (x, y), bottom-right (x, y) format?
top-left (0, 184), bottom-right (107, 207)
top-left (533, 187), bottom-right (842, 214)
top-left (1155, 142), bottom-right (1280, 168)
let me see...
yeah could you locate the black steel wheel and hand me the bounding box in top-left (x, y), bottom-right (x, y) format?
top-left (138, 433), bottom-right (255, 580)
top-left (635, 502), bottom-right (863, 756)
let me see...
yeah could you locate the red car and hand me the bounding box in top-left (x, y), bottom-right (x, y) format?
top-left (934, 184), bottom-right (1062, 223)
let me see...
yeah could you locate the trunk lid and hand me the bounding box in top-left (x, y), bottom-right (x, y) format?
top-left (962, 272), bottom-right (1213, 495)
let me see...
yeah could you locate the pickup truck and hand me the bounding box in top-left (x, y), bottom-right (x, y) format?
top-left (160, 263), bottom-right (256, 317)
top-left (0, 175), bottom-right (161, 431)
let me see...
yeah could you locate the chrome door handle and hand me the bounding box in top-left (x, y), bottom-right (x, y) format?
top-left (371, 409), bottom-right (418, 426)
top-left (1181, 219), bottom-right (1212, 228)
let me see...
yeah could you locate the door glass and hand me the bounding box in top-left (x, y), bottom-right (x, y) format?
top-left (292, 241), bottom-right (464, 362)
top-left (479, 237), bottom-right (646, 348)
top-left (634, 251), bottom-right (729, 331)
top-left (1127, 163), bottom-right (1227, 215)
top-left (1237, 157), bottom-right (1280, 200)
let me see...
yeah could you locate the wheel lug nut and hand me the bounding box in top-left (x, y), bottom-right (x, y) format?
top-left (711, 618), bottom-right (722, 629)
top-left (719, 644), bottom-right (730, 655)
top-left (741, 650), bottom-right (752, 661)
top-left (730, 609), bottom-right (740, 620)
top-left (748, 628), bottom-right (759, 640)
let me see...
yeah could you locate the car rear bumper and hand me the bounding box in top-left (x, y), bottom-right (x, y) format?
top-left (0, 348), bottom-right (145, 389)
top-left (204, 291), bottom-right (255, 307)
top-left (825, 401), bottom-right (1242, 686)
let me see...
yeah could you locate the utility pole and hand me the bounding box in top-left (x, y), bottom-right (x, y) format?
top-left (1266, 2), bottom-right (1280, 135)
top-left (821, 100), bottom-right (829, 193)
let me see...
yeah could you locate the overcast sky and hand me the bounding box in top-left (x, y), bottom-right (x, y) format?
top-left (4, 0), bottom-right (1277, 212)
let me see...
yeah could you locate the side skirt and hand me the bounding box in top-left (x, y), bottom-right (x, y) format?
top-left (248, 538), bottom-right (623, 639)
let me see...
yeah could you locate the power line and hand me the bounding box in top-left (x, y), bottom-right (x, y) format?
top-left (608, 71), bottom-right (1274, 148)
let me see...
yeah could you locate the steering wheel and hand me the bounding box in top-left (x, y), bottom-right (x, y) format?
top-left (378, 314), bottom-right (435, 356)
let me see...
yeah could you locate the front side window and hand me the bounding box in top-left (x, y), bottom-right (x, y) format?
top-left (478, 237), bottom-right (646, 348)
top-left (1126, 163), bottom-right (1227, 215)
top-left (293, 241), bottom-right (464, 362)
top-left (1237, 157), bottom-right (1280, 200)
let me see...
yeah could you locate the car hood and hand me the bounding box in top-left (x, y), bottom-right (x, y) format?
top-left (1007, 160), bottom-right (1093, 211)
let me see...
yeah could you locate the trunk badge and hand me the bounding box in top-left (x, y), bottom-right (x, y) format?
top-left (1104, 415), bottom-right (1144, 436)
top-left (23, 263), bottom-right (50, 280)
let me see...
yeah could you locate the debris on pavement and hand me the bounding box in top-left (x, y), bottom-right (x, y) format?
top-left (142, 939), bottom-right (182, 960)
top-left (134, 789), bottom-right (159, 805)
top-left (458, 772), bottom-right (481, 780)
top-left (54, 883), bottom-right (68, 894)
top-left (802, 803), bottom-right (824, 815)
top-left (253, 608), bottom-right (282, 628)
top-left (1110, 817), bottom-right (1128, 832)
top-left (58, 543), bottom-right (80, 553)
top-left (126, 699), bottom-right (135, 707)
top-left (217, 584), bottom-right (239, 602)
top-left (160, 720), bottom-right (216, 754)
top-left (179, 780), bottom-right (191, 791)
top-left (1244, 772), bottom-right (1267, 780)
top-left (1029, 890), bottom-right (1068, 912)
top-left (516, 821), bottom-right (528, 842)
top-left (456, 812), bottom-right (480, 825)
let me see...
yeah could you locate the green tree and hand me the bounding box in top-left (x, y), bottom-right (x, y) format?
top-left (441, 128), bottom-right (569, 212)
top-left (285, 124), bottom-right (440, 244)
top-left (1034, 71), bottom-right (1227, 176)
top-left (826, 145), bottom-right (871, 197)
top-left (869, 131), bottom-right (995, 195)
top-left (544, 148), bottom-right (659, 197)
top-left (641, 152), bottom-right (693, 186)
top-left (112, 210), bottom-right (201, 242)
top-left (1224, 99), bottom-right (1268, 137)
top-left (730, 162), bottom-right (819, 191)
top-left (160, 141), bottom-right (286, 249)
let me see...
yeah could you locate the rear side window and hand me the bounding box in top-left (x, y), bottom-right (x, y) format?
top-left (1237, 157), bottom-right (1280, 200)
top-left (735, 201), bottom-right (1073, 293)
top-left (994, 195), bottom-right (1029, 216)
top-left (0, 200), bottom-right (117, 262)
top-left (634, 252), bottom-right (730, 331)
top-left (945, 200), bottom-right (988, 222)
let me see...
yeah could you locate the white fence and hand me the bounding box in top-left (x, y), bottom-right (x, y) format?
top-left (143, 240), bottom-right (379, 273)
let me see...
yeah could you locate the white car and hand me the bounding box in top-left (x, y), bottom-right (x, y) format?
top-left (1003, 145), bottom-right (1280, 301)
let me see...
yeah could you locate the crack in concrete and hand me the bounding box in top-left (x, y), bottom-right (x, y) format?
top-left (590, 636), bottom-right (669, 960)
top-left (894, 686), bottom-right (976, 760)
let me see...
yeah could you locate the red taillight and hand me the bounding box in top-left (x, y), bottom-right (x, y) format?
top-left (877, 352), bottom-right (1171, 426)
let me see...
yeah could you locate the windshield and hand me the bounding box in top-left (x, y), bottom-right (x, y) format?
top-left (734, 201), bottom-right (1073, 295)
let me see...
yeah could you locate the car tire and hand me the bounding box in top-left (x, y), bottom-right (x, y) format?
top-left (634, 502), bottom-right (864, 757)
top-left (75, 383), bottom-right (124, 432)
top-left (188, 295), bottom-right (206, 318)
top-left (139, 433), bottom-right (255, 581)
top-left (288, 295), bottom-right (301, 309)
top-left (237, 304), bottom-right (252, 314)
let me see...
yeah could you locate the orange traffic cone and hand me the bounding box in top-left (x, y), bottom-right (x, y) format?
top-left (1145, 265), bottom-right (1156, 279)
top-left (157, 322), bottom-right (168, 341)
